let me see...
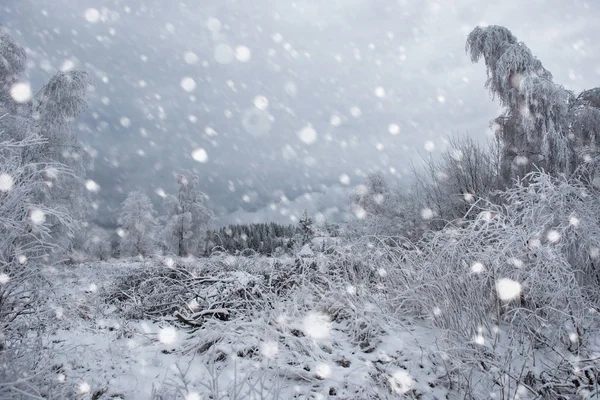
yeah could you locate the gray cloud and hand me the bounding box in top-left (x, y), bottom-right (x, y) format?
top-left (4, 0), bottom-right (600, 226)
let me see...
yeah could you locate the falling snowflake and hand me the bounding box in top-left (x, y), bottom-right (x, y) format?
top-left (330, 115), bottom-right (342, 127)
top-left (471, 262), bottom-right (484, 274)
top-left (86, 180), bottom-right (101, 192)
top-left (184, 51), bottom-right (199, 65)
top-left (78, 382), bottom-right (91, 394)
top-left (374, 86), bottom-right (386, 98)
top-left (235, 46), bottom-right (252, 62)
top-left (61, 59), bottom-right (76, 71)
top-left (0, 274), bottom-right (10, 284)
top-left (352, 204), bottom-right (367, 219)
top-left (260, 341), bottom-right (279, 359)
top-left (191, 148), bottom-right (208, 163)
top-left (206, 17), bottom-right (222, 32)
top-left (0, 173), bottom-right (14, 192)
top-left (316, 363), bottom-right (332, 379)
top-left (547, 230), bottom-right (561, 243)
top-left (272, 33), bottom-right (284, 43)
top-left (388, 124), bottom-right (400, 135)
top-left (388, 370), bottom-right (413, 395)
top-left (509, 72), bottom-right (525, 89)
top-left (10, 82), bottom-right (32, 103)
top-left (302, 312), bottom-right (331, 340)
top-left (181, 77), bottom-right (197, 92)
top-left (569, 215), bottom-right (580, 227)
top-left (339, 174), bottom-right (350, 185)
top-left (421, 208), bottom-right (434, 220)
top-left (120, 117), bottom-right (131, 128)
top-left (569, 332), bottom-right (579, 343)
top-left (509, 258), bottom-right (524, 268)
top-left (298, 125), bottom-right (317, 145)
top-left (185, 393), bottom-right (201, 400)
top-left (84, 8), bottom-right (100, 23)
top-left (474, 334), bottom-right (485, 345)
top-left (424, 140), bottom-right (436, 152)
top-left (158, 326), bottom-right (178, 345)
top-left (515, 156), bottom-right (529, 166)
top-left (253, 96), bottom-right (269, 110)
top-left (496, 278), bottom-right (522, 301)
top-left (30, 208), bottom-right (46, 225)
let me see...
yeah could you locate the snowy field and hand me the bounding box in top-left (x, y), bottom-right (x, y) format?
top-left (39, 257), bottom-right (449, 399)
top-left (7, 249), bottom-right (599, 399)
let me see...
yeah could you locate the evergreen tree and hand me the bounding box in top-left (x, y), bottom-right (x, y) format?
top-left (298, 209), bottom-right (314, 245)
top-left (206, 222), bottom-right (297, 256)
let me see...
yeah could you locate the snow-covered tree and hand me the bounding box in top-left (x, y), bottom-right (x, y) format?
top-left (352, 172), bottom-right (389, 217)
top-left (28, 69), bottom-right (92, 257)
top-left (349, 172), bottom-right (405, 238)
top-left (0, 26), bottom-right (92, 260)
top-left (466, 25), bottom-right (600, 183)
top-left (0, 120), bottom-right (75, 397)
top-left (82, 225), bottom-right (112, 261)
top-left (118, 191), bottom-right (158, 257)
top-left (298, 209), bottom-right (314, 245)
top-left (0, 26), bottom-right (29, 123)
top-left (409, 136), bottom-right (503, 227)
top-left (163, 172), bottom-right (213, 257)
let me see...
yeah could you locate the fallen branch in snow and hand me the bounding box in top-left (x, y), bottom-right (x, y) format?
top-left (174, 311), bottom-right (203, 327)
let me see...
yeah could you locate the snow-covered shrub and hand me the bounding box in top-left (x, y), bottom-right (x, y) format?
top-left (396, 172), bottom-right (600, 340)
top-left (103, 260), bottom-right (196, 319)
top-left (386, 171), bottom-right (600, 396)
top-left (0, 133), bottom-right (76, 397)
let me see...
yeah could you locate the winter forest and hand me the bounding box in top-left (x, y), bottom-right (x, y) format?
top-left (2, 2), bottom-right (600, 399)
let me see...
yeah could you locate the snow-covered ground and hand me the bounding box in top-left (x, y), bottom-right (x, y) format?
top-left (26, 254), bottom-right (600, 399)
top-left (39, 259), bottom-right (451, 399)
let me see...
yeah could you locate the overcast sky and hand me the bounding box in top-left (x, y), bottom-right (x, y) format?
top-left (3, 0), bottom-right (600, 226)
